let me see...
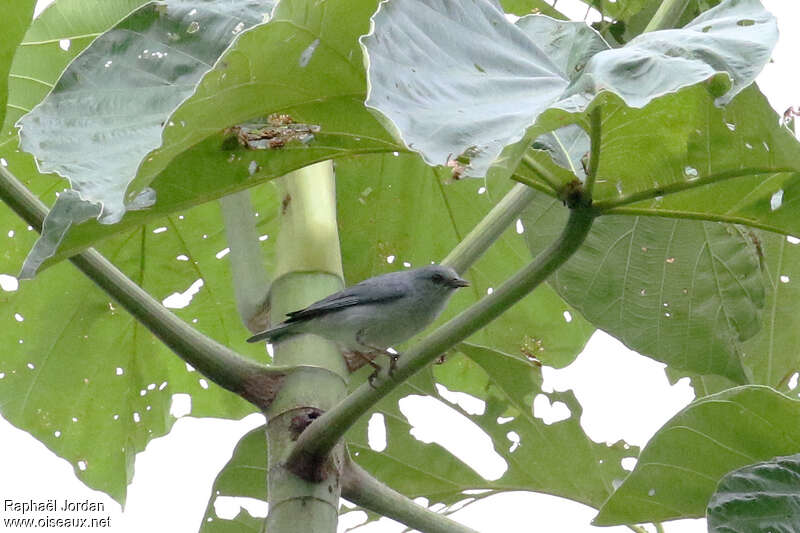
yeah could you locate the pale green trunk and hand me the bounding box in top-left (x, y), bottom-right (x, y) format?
top-left (264, 161), bottom-right (348, 532)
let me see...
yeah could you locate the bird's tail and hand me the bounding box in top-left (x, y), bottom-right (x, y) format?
top-left (246, 322), bottom-right (296, 343)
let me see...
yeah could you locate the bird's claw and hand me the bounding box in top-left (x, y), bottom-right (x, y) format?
top-left (367, 368), bottom-right (380, 389)
top-left (388, 352), bottom-right (400, 377)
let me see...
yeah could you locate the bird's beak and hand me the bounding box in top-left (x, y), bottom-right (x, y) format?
top-left (449, 277), bottom-right (470, 288)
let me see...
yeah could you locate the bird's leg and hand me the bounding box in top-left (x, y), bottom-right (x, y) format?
top-left (353, 352), bottom-right (382, 389)
top-left (355, 330), bottom-right (401, 382)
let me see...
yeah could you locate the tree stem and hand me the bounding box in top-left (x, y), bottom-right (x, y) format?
top-left (341, 455), bottom-right (480, 533)
top-left (0, 165), bottom-right (284, 410)
top-left (264, 161), bottom-right (347, 533)
top-left (286, 205), bottom-right (596, 476)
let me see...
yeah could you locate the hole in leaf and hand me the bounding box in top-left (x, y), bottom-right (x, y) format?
top-left (436, 384), bottom-right (486, 415)
top-left (170, 394), bottom-right (192, 417)
top-left (532, 394), bottom-right (571, 425)
top-left (399, 395), bottom-right (507, 480)
top-left (770, 189), bottom-right (784, 211)
top-left (367, 413), bottom-right (387, 452)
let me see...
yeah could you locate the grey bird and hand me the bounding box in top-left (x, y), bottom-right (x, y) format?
top-left (247, 265), bottom-right (469, 381)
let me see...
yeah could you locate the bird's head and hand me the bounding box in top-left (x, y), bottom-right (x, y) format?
top-left (415, 265), bottom-right (470, 292)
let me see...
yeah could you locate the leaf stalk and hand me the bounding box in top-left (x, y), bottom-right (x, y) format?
top-left (219, 190), bottom-right (271, 333)
top-left (341, 455), bottom-right (480, 533)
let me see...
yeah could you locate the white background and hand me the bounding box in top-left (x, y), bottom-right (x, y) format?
top-left (1, 1), bottom-right (798, 532)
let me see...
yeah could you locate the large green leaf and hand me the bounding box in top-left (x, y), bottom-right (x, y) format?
top-left (523, 192), bottom-right (765, 383)
top-left (594, 386), bottom-right (800, 525)
top-left (663, 229), bottom-right (800, 397)
top-left (707, 453), bottom-right (800, 533)
top-left (0, 0), bottom-right (150, 232)
top-left (15, 0), bottom-right (273, 277)
top-left (361, 0), bottom-right (776, 178)
top-left (0, 181), bottom-right (282, 503)
top-left (0, 0), bottom-right (35, 128)
top-left (336, 153), bottom-right (594, 368)
top-left (1, 0), bottom-right (150, 140)
top-left (11, 0), bottom-right (399, 272)
top-left (18, 0), bottom-right (271, 223)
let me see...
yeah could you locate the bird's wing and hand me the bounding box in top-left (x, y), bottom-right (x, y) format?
top-left (284, 279), bottom-right (406, 323)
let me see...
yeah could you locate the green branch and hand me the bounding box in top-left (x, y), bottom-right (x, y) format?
top-left (219, 190), bottom-right (271, 333)
top-left (442, 183), bottom-right (537, 274)
top-left (591, 168), bottom-right (797, 211)
top-left (341, 455), bottom-right (480, 533)
top-left (286, 206), bottom-right (595, 478)
top-left (0, 165), bottom-right (287, 410)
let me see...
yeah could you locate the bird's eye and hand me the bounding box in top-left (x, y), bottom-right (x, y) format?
top-left (431, 273), bottom-right (444, 283)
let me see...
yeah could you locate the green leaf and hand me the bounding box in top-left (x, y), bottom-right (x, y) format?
top-left (14, 0), bottom-right (273, 277)
top-left (125, 0), bottom-right (387, 199)
top-left (707, 453), bottom-right (800, 533)
top-left (523, 192), bottom-right (766, 382)
top-left (17, 0), bottom-right (397, 271)
top-left (335, 153), bottom-right (594, 368)
top-left (0, 185), bottom-right (277, 503)
top-left (0, 0), bottom-right (150, 223)
top-left (361, 0), bottom-right (570, 179)
top-left (594, 386), bottom-right (800, 525)
top-left (1, 0), bottom-right (150, 139)
top-left (741, 232), bottom-right (800, 389)
top-left (18, 0), bottom-right (271, 224)
top-left (676, 230), bottom-right (800, 396)
top-left (18, 190), bottom-right (101, 278)
top-left (361, 0), bottom-right (776, 178)
top-left (0, 0), bottom-right (35, 128)
top-left (591, 86), bottom-right (800, 237)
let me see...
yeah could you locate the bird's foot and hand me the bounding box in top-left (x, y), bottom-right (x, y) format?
top-left (367, 367), bottom-right (380, 389)
top-left (388, 352), bottom-right (400, 377)
top-left (349, 350), bottom-right (382, 388)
